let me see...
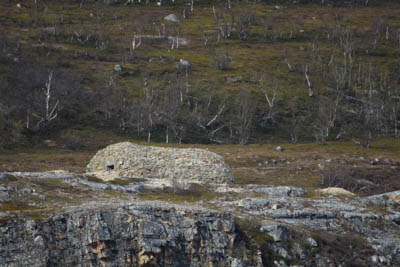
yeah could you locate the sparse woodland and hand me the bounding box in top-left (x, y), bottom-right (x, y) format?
top-left (0, 0), bottom-right (399, 147)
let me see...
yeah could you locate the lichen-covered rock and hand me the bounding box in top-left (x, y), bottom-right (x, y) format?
top-left (86, 142), bottom-right (234, 184)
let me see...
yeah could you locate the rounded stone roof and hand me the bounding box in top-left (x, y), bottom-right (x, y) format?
top-left (86, 142), bottom-right (234, 184)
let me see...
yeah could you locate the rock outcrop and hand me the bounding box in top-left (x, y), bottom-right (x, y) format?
top-left (1, 171), bottom-right (400, 266)
top-left (0, 202), bottom-right (243, 267)
top-left (86, 142), bottom-right (234, 184)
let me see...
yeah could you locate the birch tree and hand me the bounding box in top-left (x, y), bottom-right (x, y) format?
top-left (32, 71), bottom-right (59, 131)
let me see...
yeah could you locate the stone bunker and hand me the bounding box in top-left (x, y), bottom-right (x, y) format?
top-left (86, 142), bottom-right (234, 184)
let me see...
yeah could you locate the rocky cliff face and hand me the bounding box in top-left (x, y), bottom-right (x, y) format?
top-left (0, 171), bottom-right (400, 266)
top-left (1, 202), bottom-right (242, 267)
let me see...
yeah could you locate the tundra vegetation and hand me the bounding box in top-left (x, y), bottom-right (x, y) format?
top-left (0, 0), bottom-right (399, 147)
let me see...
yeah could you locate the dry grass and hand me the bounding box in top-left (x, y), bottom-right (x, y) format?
top-left (1, 135), bottom-right (399, 194)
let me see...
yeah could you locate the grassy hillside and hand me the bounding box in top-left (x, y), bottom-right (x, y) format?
top-left (0, 0), bottom-right (399, 146)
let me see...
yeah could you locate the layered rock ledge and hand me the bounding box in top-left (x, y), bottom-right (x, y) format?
top-left (1, 169), bottom-right (400, 266)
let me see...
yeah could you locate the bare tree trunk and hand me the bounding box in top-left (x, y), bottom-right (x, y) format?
top-left (386, 26), bottom-right (389, 41)
top-left (26, 110), bottom-right (30, 129)
top-left (203, 31), bottom-right (208, 46)
top-left (394, 106), bottom-right (399, 138)
top-left (33, 71), bottom-right (59, 130)
top-left (304, 65), bottom-right (313, 97)
top-left (284, 48), bottom-right (293, 72)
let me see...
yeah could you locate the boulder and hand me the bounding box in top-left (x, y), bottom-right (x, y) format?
top-left (179, 58), bottom-right (191, 67)
top-left (316, 187), bottom-right (356, 197)
top-left (114, 64), bottom-right (122, 72)
top-left (0, 173), bottom-right (8, 181)
top-left (164, 14), bottom-right (180, 23)
top-left (86, 142), bottom-right (234, 184)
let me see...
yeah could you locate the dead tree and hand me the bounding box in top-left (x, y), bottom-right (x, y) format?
top-left (312, 94), bottom-right (340, 144)
top-left (283, 96), bottom-right (304, 144)
top-left (132, 34), bottom-right (142, 53)
top-left (394, 105), bottom-right (400, 138)
top-left (203, 30), bottom-right (209, 46)
top-left (304, 64), bottom-right (314, 97)
top-left (231, 89), bottom-right (254, 145)
top-left (259, 74), bottom-right (278, 123)
top-left (284, 48), bottom-right (293, 72)
top-left (32, 71), bottom-right (59, 131)
top-left (367, 18), bottom-right (385, 55)
top-left (194, 90), bottom-right (227, 144)
top-left (214, 7), bottom-right (234, 39)
top-left (141, 78), bottom-right (156, 142)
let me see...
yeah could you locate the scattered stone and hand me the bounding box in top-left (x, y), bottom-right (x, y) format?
top-left (34, 236), bottom-right (44, 247)
top-left (316, 187), bottom-right (356, 197)
top-left (246, 185), bottom-right (307, 197)
top-left (164, 14), bottom-right (180, 23)
top-left (87, 142), bottom-right (233, 184)
top-left (226, 76), bottom-right (243, 83)
top-left (371, 255), bottom-right (379, 263)
top-left (307, 237), bottom-right (318, 247)
top-left (7, 170), bottom-right (78, 180)
top-left (260, 223), bottom-right (290, 242)
top-left (276, 247), bottom-right (289, 258)
top-left (371, 158), bottom-right (380, 165)
top-left (179, 58), bottom-right (191, 67)
top-left (271, 203), bottom-right (281, 210)
top-left (114, 64), bottom-right (122, 72)
top-left (229, 258), bottom-right (245, 267)
top-left (292, 242), bottom-right (307, 259)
